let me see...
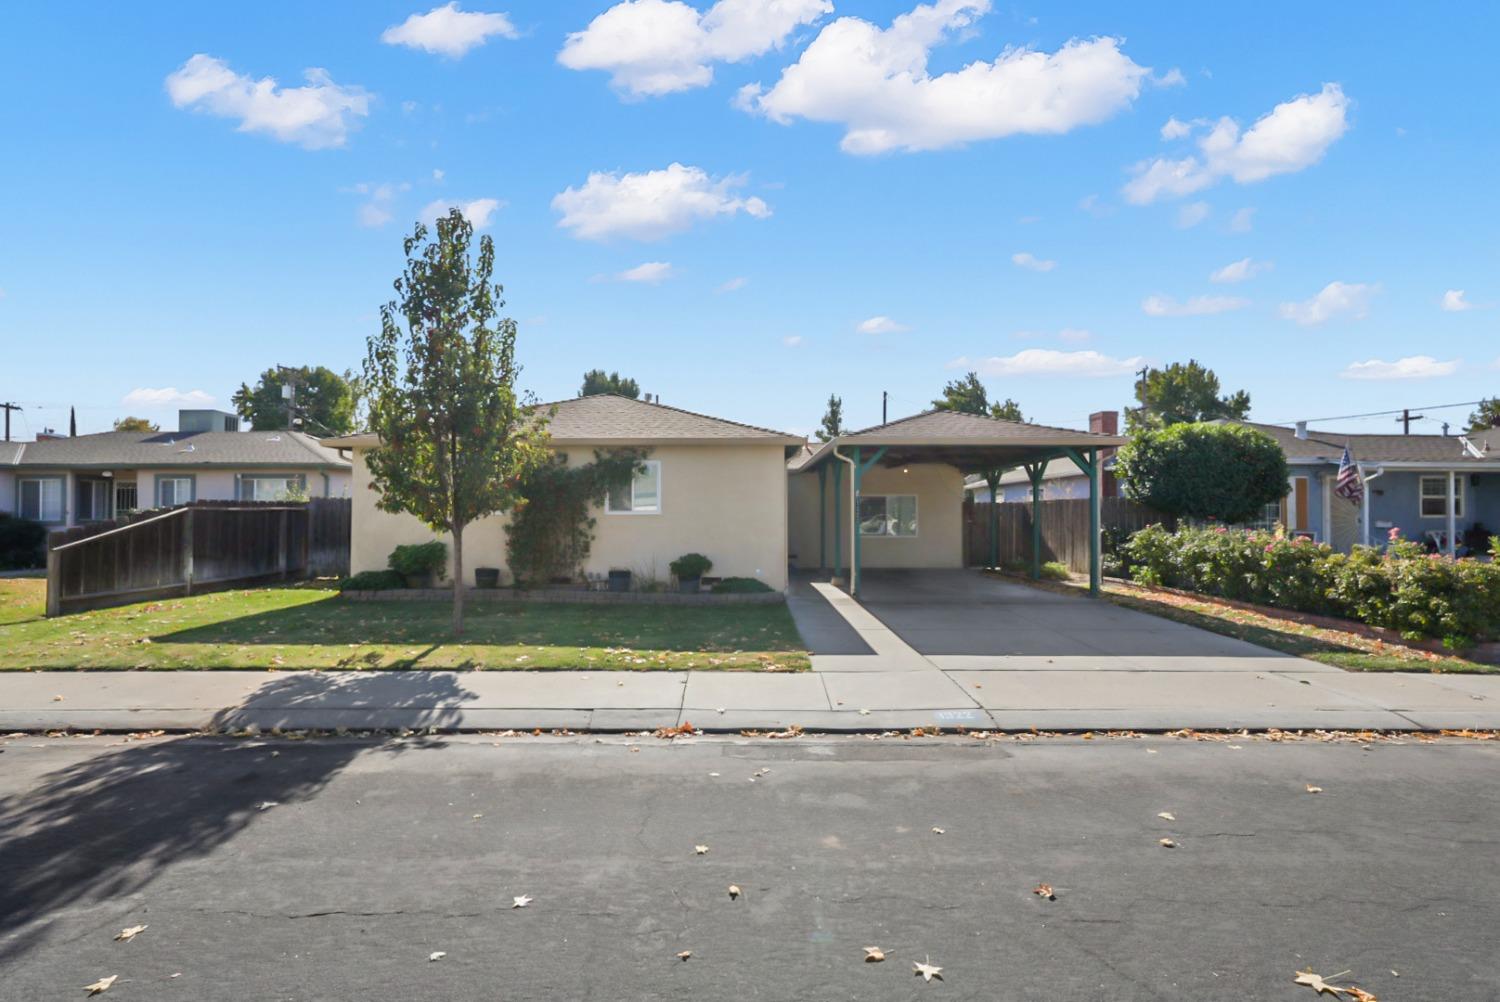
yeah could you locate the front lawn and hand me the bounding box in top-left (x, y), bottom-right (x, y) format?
top-left (0, 579), bottom-right (809, 671)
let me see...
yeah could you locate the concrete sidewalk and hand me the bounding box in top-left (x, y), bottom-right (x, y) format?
top-left (3, 665), bottom-right (1497, 733)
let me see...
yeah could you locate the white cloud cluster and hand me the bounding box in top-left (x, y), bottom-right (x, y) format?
top-left (616, 261), bottom-right (675, 283)
top-left (123, 387), bottom-right (216, 407)
top-left (716, 276), bottom-right (748, 293)
top-left (348, 181), bottom-right (412, 227)
top-left (857, 315), bottom-right (909, 334)
top-left (421, 197), bottom-right (504, 229)
top-left (1441, 289), bottom-right (1475, 312)
top-left (1279, 281), bottom-right (1376, 326)
top-left (1175, 201), bottom-right (1209, 228)
top-left (1011, 252), bottom-right (1055, 272)
top-left (382, 3), bottom-right (517, 58)
top-left (740, 0), bottom-right (1151, 154)
top-left (1141, 294), bottom-right (1249, 317)
top-left (1209, 257), bottom-right (1272, 283)
top-left (552, 163), bottom-right (770, 241)
top-left (1341, 355), bottom-right (1458, 381)
top-left (165, 55), bottom-right (370, 149)
top-left (1124, 84), bottom-right (1349, 204)
top-left (953, 349), bottom-right (1144, 378)
top-left (558, 0), bottom-right (831, 98)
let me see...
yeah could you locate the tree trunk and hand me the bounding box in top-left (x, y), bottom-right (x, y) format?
top-left (452, 521), bottom-right (465, 637)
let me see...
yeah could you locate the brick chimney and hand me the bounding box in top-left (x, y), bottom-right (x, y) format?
top-left (1089, 410), bottom-right (1120, 497)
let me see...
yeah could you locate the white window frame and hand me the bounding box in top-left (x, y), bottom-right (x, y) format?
top-left (1419, 475), bottom-right (1463, 519)
top-left (606, 460), bottom-right (662, 515)
top-left (857, 493), bottom-right (919, 537)
top-left (18, 476), bottom-right (65, 524)
top-left (239, 474), bottom-right (306, 502)
top-left (156, 476), bottom-right (195, 508)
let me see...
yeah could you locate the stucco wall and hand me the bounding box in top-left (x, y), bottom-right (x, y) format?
top-left (788, 461), bottom-right (965, 571)
top-left (350, 443), bottom-right (790, 590)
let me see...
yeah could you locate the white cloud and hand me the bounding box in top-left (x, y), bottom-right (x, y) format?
top-left (559, 0), bottom-right (832, 98)
top-left (165, 54), bottom-right (370, 150)
top-left (857, 315), bottom-right (910, 334)
top-left (742, 1), bottom-right (1152, 154)
top-left (1229, 207), bottom-right (1256, 232)
top-left (382, 3), bottom-right (518, 58)
top-left (616, 261), bottom-right (675, 283)
top-left (1124, 83), bottom-right (1349, 204)
top-left (420, 197), bottom-right (504, 229)
top-left (783, 335), bottom-right (804, 347)
top-left (552, 163), bottom-right (770, 241)
top-left (123, 387), bottom-right (216, 408)
top-left (347, 181), bottom-right (411, 227)
top-left (1341, 355), bottom-right (1458, 381)
top-left (1175, 201), bottom-right (1210, 228)
top-left (1077, 194), bottom-right (1111, 217)
top-left (962, 348), bottom-right (1145, 378)
top-left (1210, 257), bottom-right (1272, 283)
top-left (1011, 251), bottom-right (1056, 272)
top-left (432, 168), bottom-right (445, 181)
top-left (1441, 289), bottom-right (1476, 312)
top-left (1141, 294), bottom-right (1250, 317)
top-left (716, 276), bottom-right (748, 293)
top-left (1159, 116), bottom-right (1193, 140)
top-left (1058, 327), bottom-right (1092, 344)
top-left (1279, 281), bottom-right (1376, 326)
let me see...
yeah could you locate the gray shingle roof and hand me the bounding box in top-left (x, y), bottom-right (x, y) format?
top-left (1236, 421), bottom-right (1497, 464)
top-left (839, 408), bottom-right (1126, 446)
top-left (4, 430), bottom-right (350, 470)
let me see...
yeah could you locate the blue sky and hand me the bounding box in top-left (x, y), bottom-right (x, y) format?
top-left (2, 1), bottom-right (1496, 438)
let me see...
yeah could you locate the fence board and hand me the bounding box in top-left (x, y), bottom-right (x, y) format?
top-left (964, 497), bottom-right (1175, 573)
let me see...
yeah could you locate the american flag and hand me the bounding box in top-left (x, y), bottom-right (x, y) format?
top-left (1334, 446), bottom-right (1363, 503)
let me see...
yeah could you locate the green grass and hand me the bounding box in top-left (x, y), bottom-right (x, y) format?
top-left (0, 579), bottom-right (810, 672)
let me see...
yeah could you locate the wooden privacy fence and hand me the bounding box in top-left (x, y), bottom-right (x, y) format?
top-left (963, 497), bottom-right (1175, 573)
top-left (46, 498), bottom-right (351, 616)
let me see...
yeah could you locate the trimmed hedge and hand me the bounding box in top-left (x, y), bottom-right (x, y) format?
top-left (1124, 524), bottom-right (1500, 648)
top-left (0, 514), bottom-right (47, 570)
top-left (711, 576), bottom-right (773, 594)
top-left (339, 570), bottom-right (407, 592)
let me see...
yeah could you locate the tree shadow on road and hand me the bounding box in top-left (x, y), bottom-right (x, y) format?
top-left (0, 671), bottom-right (476, 962)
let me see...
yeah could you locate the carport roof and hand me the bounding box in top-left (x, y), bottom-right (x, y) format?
top-left (791, 409), bottom-right (1126, 472)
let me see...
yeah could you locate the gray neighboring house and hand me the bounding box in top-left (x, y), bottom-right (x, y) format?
top-left (1, 409), bottom-right (351, 530)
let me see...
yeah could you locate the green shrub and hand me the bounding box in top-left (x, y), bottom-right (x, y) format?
top-left (340, 570), bottom-right (406, 591)
top-left (711, 576), bottom-right (773, 594)
top-left (669, 552), bottom-right (713, 580)
top-left (0, 514), bottom-right (47, 570)
top-left (1039, 561), bottom-right (1072, 581)
top-left (388, 541), bottom-right (447, 580)
top-left (1117, 423), bottom-right (1289, 523)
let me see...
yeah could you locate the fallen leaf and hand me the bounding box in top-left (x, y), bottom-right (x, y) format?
top-left (913, 956), bottom-right (943, 982)
top-left (1343, 988), bottom-right (1379, 1002)
top-left (728, 885), bottom-right (741, 900)
top-left (256, 801), bottom-right (279, 811)
top-left (863, 946), bottom-right (885, 963)
top-left (695, 844), bottom-right (710, 855)
top-left (676, 950), bottom-right (692, 961)
top-left (858, 709), bottom-right (871, 716)
top-left (1033, 883), bottom-right (1056, 900)
top-left (930, 827), bottom-right (945, 835)
top-left (429, 951), bottom-right (446, 962)
top-left (1293, 970), bottom-right (1351, 996)
top-left (512, 894), bottom-right (533, 909)
top-left (1159, 837), bottom-right (1177, 848)
top-left (1157, 812), bottom-right (1176, 821)
top-left (84, 975), bottom-right (118, 995)
top-left (114, 925), bottom-right (147, 942)
top-left (1306, 784), bottom-right (1323, 794)
top-left (708, 772), bottom-right (720, 777)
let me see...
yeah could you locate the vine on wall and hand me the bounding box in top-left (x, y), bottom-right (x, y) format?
top-left (504, 449), bottom-right (648, 585)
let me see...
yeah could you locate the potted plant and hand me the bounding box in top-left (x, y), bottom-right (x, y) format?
top-left (388, 541), bottom-right (448, 589)
top-left (669, 553), bottom-right (713, 594)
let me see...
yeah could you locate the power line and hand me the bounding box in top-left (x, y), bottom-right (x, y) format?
top-left (1265, 399), bottom-right (1484, 427)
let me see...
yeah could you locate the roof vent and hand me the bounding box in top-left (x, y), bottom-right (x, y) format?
top-left (1294, 421), bottom-right (1308, 440)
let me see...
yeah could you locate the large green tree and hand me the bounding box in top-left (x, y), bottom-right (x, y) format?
top-left (233, 365), bottom-right (358, 435)
top-left (1128, 360), bottom-right (1250, 432)
top-left (113, 416), bottom-right (159, 432)
top-left (932, 371), bottom-right (1024, 421)
top-left (1467, 397), bottom-right (1500, 432)
top-left (1116, 422), bottom-right (1289, 523)
top-left (580, 369), bottom-right (640, 399)
top-left (363, 209), bottom-right (551, 635)
top-left (816, 394), bottom-right (844, 442)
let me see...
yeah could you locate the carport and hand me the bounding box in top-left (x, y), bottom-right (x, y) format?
top-left (791, 410), bottom-right (1126, 597)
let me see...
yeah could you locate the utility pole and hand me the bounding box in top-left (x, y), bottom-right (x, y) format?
top-left (0, 402), bottom-right (20, 442)
top-left (1396, 408), bottom-right (1424, 435)
top-left (276, 364), bottom-right (301, 430)
top-left (882, 390), bottom-right (887, 425)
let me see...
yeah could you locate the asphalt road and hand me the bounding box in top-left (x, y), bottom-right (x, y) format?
top-left (1, 732), bottom-right (1497, 1001)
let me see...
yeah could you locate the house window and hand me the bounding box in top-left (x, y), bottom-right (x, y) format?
top-left (157, 476), bottom-right (194, 507)
top-left (1241, 500), bottom-right (1282, 532)
top-left (1420, 476), bottom-right (1463, 518)
top-left (18, 477), bottom-right (64, 523)
top-left (607, 460), bottom-right (661, 514)
top-left (239, 475), bottom-right (306, 502)
top-left (858, 494), bottom-right (918, 537)
top-left (77, 480), bottom-right (112, 522)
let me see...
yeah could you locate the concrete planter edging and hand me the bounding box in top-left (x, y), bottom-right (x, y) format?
top-left (341, 587), bottom-right (784, 606)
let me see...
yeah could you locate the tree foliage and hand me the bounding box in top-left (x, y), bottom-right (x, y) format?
top-left (233, 365), bottom-right (359, 435)
top-left (1128, 360), bottom-right (1250, 432)
top-left (932, 371), bottom-right (1024, 421)
top-left (113, 416), bottom-right (159, 433)
top-left (580, 369), bottom-right (640, 399)
top-left (816, 394), bottom-right (844, 441)
top-left (505, 450), bottom-right (646, 585)
top-left (1467, 397), bottom-right (1500, 433)
top-left (362, 208), bottom-right (551, 634)
top-left (1116, 422), bottom-right (1289, 523)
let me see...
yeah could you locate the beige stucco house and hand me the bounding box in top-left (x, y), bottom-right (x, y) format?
top-left (330, 396), bottom-right (1124, 595)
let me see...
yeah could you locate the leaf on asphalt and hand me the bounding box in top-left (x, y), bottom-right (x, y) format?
top-left (1293, 970), bottom-right (1355, 996)
top-left (1159, 837), bottom-right (1177, 848)
top-left (728, 884), bottom-right (741, 900)
top-left (114, 925), bottom-right (147, 942)
top-left (84, 975), bottom-right (118, 995)
top-left (1306, 784), bottom-right (1324, 794)
top-left (256, 801), bottom-right (279, 811)
top-left (429, 951), bottom-right (446, 962)
top-left (863, 946), bottom-right (885, 963)
top-left (913, 956), bottom-right (943, 982)
top-left (1157, 812), bottom-right (1176, 821)
top-left (1033, 883), bottom-right (1056, 900)
top-left (512, 894), bottom-right (533, 909)
top-left (676, 950), bottom-right (692, 961)
top-left (1343, 988), bottom-right (1379, 1002)
top-left (695, 844), bottom-right (710, 855)
top-left (930, 827), bottom-right (945, 835)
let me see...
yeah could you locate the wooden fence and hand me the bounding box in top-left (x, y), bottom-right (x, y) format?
top-left (45, 498), bottom-right (350, 616)
top-left (963, 497), bottom-right (1175, 573)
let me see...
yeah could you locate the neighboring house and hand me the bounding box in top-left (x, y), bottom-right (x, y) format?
top-left (1, 409), bottom-right (351, 529)
top-left (964, 410), bottom-right (1120, 502)
top-left (328, 394), bottom-right (802, 589)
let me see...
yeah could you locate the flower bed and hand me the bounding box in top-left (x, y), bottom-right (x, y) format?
top-left (1124, 524), bottom-right (1500, 648)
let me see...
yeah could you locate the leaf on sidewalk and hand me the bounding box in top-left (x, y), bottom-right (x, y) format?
top-left (512, 894), bottom-right (533, 909)
top-left (1159, 837), bottom-right (1177, 848)
top-left (114, 925), bottom-right (147, 942)
top-left (429, 951), bottom-right (446, 962)
top-left (1157, 812), bottom-right (1176, 821)
top-left (1033, 883), bottom-right (1056, 900)
top-left (930, 827), bottom-right (945, 835)
top-left (84, 975), bottom-right (118, 995)
top-left (913, 956), bottom-right (943, 982)
top-left (694, 845), bottom-right (710, 855)
top-left (863, 946), bottom-right (885, 963)
top-left (728, 885), bottom-right (741, 900)
top-left (1306, 784), bottom-right (1323, 794)
top-left (256, 801), bottom-right (279, 811)
top-left (676, 950), bottom-right (692, 961)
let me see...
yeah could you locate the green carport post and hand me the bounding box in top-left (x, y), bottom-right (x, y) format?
top-left (817, 464), bottom-right (827, 572)
top-left (848, 445), bottom-right (888, 597)
top-left (1026, 459), bottom-right (1049, 579)
top-left (831, 461), bottom-right (843, 581)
